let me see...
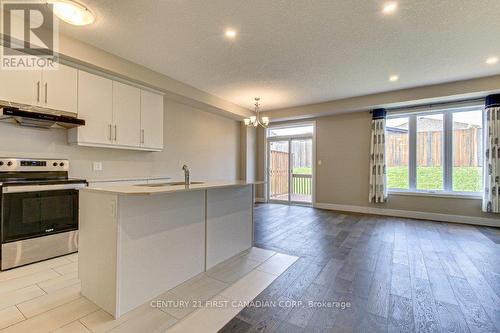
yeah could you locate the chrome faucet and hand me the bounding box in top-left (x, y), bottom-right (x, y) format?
top-left (182, 165), bottom-right (190, 185)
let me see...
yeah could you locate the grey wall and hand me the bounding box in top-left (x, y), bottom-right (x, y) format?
top-left (0, 99), bottom-right (240, 182)
top-left (240, 125), bottom-right (257, 181)
top-left (315, 112), bottom-right (496, 218)
top-left (257, 111), bottom-right (496, 219)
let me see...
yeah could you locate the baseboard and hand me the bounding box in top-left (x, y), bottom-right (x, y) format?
top-left (255, 197), bottom-right (266, 203)
top-left (314, 202), bottom-right (498, 227)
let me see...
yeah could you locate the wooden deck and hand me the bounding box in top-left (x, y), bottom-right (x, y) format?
top-left (270, 193), bottom-right (312, 203)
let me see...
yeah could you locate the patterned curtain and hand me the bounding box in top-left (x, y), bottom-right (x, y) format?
top-left (483, 94), bottom-right (500, 213)
top-left (369, 108), bottom-right (387, 203)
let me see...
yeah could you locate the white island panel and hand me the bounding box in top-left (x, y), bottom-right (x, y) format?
top-left (118, 191), bottom-right (205, 316)
top-left (79, 191), bottom-right (119, 316)
top-left (78, 181), bottom-right (258, 318)
top-left (206, 185), bottom-right (253, 269)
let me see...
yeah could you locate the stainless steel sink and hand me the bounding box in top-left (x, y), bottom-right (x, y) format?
top-left (135, 181), bottom-right (204, 187)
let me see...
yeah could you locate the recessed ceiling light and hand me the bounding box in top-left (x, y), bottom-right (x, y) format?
top-left (49, 0), bottom-right (95, 26)
top-left (225, 29), bottom-right (237, 39)
top-left (389, 75), bottom-right (399, 82)
top-left (382, 2), bottom-right (398, 14)
top-left (486, 57), bottom-right (498, 65)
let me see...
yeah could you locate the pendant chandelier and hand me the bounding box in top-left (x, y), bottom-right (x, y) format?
top-left (243, 98), bottom-right (269, 128)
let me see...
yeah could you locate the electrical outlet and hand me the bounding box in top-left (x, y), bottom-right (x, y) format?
top-left (318, 160), bottom-right (322, 166)
top-left (93, 162), bottom-right (103, 171)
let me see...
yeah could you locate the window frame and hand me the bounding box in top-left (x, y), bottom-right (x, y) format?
top-left (386, 105), bottom-right (484, 198)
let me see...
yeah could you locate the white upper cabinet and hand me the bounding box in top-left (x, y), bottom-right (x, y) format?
top-left (63, 69), bottom-right (164, 152)
top-left (140, 90), bottom-right (164, 150)
top-left (0, 63), bottom-right (77, 114)
top-left (112, 81), bottom-right (141, 147)
top-left (70, 71), bottom-right (113, 145)
top-left (0, 69), bottom-right (42, 106)
top-left (41, 64), bottom-right (78, 114)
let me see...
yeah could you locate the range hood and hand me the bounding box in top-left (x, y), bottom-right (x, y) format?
top-left (0, 106), bottom-right (85, 129)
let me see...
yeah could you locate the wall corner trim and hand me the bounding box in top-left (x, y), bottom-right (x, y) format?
top-left (314, 202), bottom-right (498, 227)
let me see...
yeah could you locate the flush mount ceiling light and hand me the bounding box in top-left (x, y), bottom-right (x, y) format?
top-left (389, 75), bottom-right (399, 82)
top-left (225, 29), bottom-right (237, 39)
top-left (486, 56), bottom-right (498, 65)
top-left (49, 0), bottom-right (95, 26)
top-left (382, 1), bottom-right (398, 14)
top-left (244, 98), bottom-right (269, 128)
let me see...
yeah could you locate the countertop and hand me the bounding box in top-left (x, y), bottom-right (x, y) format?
top-left (85, 176), bottom-right (171, 183)
top-left (80, 180), bottom-right (265, 195)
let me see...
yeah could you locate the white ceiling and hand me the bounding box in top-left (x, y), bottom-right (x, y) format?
top-left (60, 0), bottom-right (500, 111)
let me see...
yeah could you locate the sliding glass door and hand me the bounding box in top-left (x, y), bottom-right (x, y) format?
top-left (267, 128), bottom-right (314, 205)
top-left (291, 138), bottom-right (313, 203)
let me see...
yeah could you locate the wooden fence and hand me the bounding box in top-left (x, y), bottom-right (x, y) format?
top-left (269, 150), bottom-right (313, 197)
top-left (270, 151), bottom-right (289, 196)
top-left (387, 128), bottom-right (482, 167)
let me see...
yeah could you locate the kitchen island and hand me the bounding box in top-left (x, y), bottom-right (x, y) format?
top-left (78, 180), bottom-right (261, 318)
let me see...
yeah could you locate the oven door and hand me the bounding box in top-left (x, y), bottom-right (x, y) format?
top-left (1, 184), bottom-right (85, 243)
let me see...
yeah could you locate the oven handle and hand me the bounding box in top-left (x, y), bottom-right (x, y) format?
top-left (2, 183), bottom-right (87, 194)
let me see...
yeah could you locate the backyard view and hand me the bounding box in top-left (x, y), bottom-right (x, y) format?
top-left (386, 110), bottom-right (483, 193)
top-left (387, 166), bottom-right (482, 192)
top-left (269, 138), bottom-right (313, 203)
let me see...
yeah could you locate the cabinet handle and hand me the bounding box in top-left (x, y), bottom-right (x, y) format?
top-left (141, 129), bottom-right (144, 144)
top-left (36, 81), bottom-right (40, 102)
top-left (44, 83), bottom-right (48, 103)
top-left (114, 125), bottom-right (117, 141)
top-left (108, 124), bottom-right (112, 141)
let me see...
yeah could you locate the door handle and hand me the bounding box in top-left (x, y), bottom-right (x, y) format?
top-left (3, 183), bottom-right (86, 193)
top-left (44, 83), bottom-right (48, 103)
top-left (36, 81), bottom-right (40, 102)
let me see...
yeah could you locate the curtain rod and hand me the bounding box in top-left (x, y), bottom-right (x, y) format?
top-left (369, 97), bottom-right (485, 114)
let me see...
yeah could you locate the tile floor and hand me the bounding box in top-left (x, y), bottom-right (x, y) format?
top-left (0, 247), bottom-right (298, 333)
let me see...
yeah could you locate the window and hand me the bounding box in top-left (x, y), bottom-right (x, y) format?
top-left (267, 125), bottom-right (314, 138)
top-left (386, 105), bottom-right (484, 195)
top-left (452, 110), bottom-right (483, 192)
top-left (386, 117), bottom-right (409, 190)
top-left (417, 114), bottom-right (444, 191)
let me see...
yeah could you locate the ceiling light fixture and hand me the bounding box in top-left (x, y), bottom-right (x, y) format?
top-left (389, 75), bottom-right (399, 82)
top-left (486, 57), bottom-right (498, 65)
top-left (49, 0), bottom-right (95, 26)
top-left (225, 29), bottom-right (237, 39)
top-left (244, 98), bottom-right (269, 128)
top-left (382, 2), bottom-right (398, 14)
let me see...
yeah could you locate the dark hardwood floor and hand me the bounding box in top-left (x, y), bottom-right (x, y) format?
top-left (220, 203), bottom-right (500, 333)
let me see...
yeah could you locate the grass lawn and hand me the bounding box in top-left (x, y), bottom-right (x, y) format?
top-left (293, 167), bottom-right (312, 174)
top-left (387, 166), bottom-right (482, 192)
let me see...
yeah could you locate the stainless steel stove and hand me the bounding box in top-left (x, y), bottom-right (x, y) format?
top-left (0, 158), bottom-right (86, 270)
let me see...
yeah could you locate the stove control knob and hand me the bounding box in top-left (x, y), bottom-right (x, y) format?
top-left (7, 161), bottom-right (13, 166)
top-left (53, 162), bottom-right (58, 167)
top-left (59, 162), bottom-right (65, 167)
top-left (0, 161), bottom-right (3, 166)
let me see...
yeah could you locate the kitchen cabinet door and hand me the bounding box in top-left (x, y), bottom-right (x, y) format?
top-left (75, 71), bottom-right (113, 144)
top-left (140, 90), bottom-right (164, 150)
top-left (112, 81), bottom-right (141, 147)
top-left (0, 68), bottom-right (42, 106)
top-left (42, 64), bottom-right (78, 114)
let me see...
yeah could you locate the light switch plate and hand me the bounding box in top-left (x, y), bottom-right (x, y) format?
top-left (93, 162), bottom-right (103, 171)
